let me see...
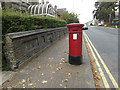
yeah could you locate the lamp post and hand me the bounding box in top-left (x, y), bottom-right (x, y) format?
top-left (116, 1), bottom-right (120, 27)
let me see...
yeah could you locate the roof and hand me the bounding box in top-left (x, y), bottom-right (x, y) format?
top-left (57, 8), bottom-right (67, 15)
top-left (28, 3), bottom-right (55, 17)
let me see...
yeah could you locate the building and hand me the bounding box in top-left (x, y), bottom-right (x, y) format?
top-left (113, 12), bottom-right (119, 25)
top-left (1, 0), bottom-right (67, 18)
top-left (28, 0), bottom-right (67, 18)
top-left (112, 1), bottom-right (119, 26)
top-left (1, 0), bottom-right (30, 13)
top-left (28, 0), bottom-right (56, 17)
top-left (56, 8), bottom-right (67, 18)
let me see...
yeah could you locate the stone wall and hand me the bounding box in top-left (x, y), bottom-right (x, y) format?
top-left (4, 27), bottom-right (68, 70)
top-left (1, 0), bottom-right (30, 13)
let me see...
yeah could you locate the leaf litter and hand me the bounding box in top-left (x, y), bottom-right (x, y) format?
top-left (42, 80), bottom-right (48, 84)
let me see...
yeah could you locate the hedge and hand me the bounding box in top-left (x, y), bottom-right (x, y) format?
top-left (2, 11), bottom-right (67, 35)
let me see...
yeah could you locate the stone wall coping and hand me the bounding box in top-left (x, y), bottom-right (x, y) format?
top-left (7, 27), bottom-right (67, 39)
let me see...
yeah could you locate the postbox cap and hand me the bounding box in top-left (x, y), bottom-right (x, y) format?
top-left (67, 23), bottom-right (84, 28)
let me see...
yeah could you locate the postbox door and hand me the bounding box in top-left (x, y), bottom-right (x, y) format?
top-left (69, 31), bottom-right (82, 56)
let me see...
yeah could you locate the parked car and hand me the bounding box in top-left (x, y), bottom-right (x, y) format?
top-left (82, 24), bottom-right (88, 30)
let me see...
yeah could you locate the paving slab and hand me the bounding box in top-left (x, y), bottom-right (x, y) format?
top-left (2, 71), bottom-right (16, 84)
top-left (2, 35), bottom-right (95, 88)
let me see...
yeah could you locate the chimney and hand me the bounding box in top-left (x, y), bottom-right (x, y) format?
top-left (46, 0), bottom-right (49, 4)
top-left (54, 5), bottom-right (57, 9)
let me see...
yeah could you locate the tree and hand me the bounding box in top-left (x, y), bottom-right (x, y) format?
top-left (60, 12), bottom-right (79, 24)
top-left (93, 2), bottom-right (117, 25)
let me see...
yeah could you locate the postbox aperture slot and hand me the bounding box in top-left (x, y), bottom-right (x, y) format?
top-left (72, 29), bottom-right (78, 31)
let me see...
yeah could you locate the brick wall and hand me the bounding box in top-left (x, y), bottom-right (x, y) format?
top-left (4, 27), bottom-right (68, 70)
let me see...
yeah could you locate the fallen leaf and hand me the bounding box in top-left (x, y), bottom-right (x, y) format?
top-left (42, 80), bottom-right (48, 84)
top-left (32, 68), bottom-right (36, 71)
top-left (64, 86), bottom-right (67, 88)
top-left (20, 70), bottom-right (24, 73)
top-left (62, 79), bottom-right (69, 83)
top-left (51, 57), bottom-right (54, 59)
top-left (37, 66), bottom-right (41, 69)
top-left (96, 76), bottom-right (101, 80)
top-left (64, 61), bottom-right (67, 63)
top-left (56, 68), bottom-right (59, 70)
top-left (61, 58), bottom-right (67, 63)
top-left (6, 79), bottom-right (10, 82)
top-left (59, 63), bottom-right (62, 65)
top-left (23, 84), bottom-right (25, 88)
top-left (7, 87), bottom-right (12, 89)
top-left (22, 79), bottom-right (26, 83)
top-left (29, 83), bottom-right (33, 86)
top-left (27, 78), bottom-right (30, 82)
top-left (95, 71), bottom-right (97, 73)
top-left (67, 73), bottom-right (71, 78)
top-left (64, 79), bottom-right (68, 82)
top-left (56, 67), bottom-right (62, 70)
top-left (61, 58), bottom-right (65, 60)
top-left (52, 71), bottom-right (55, 73)
top-left (60, 84), bottom-right (62, 86)
top-left (49, 65), bottom-right (52, 68)
top-left (41, 73), bottom-right (44, 76)
top-left (32, 86), bottom-right (36, 88)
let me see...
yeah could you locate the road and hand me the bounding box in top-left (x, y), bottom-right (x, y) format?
top-left (84, 26), bottom-right (119, 88)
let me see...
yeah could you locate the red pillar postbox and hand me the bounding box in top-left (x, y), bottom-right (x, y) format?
top-left (67, 23), bottom-right (84, 65)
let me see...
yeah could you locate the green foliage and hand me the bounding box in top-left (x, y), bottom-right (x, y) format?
top-left (60, 12), bottom-right (79, 24)
top-left (93, 2), bottom-right (117, 22)
top-left (106, 25), bottom-right (120, 28)
top-left (49, 37), bottom-right (53, 43)
top-left (2, 10), bottom-right (67, 35)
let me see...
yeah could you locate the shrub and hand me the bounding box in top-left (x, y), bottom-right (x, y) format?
top-left (2, 10), bottom-right (67, 35)
top-left (60, 12), bottom-right (79, 24)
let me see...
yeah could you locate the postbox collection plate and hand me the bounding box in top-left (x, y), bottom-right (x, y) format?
top-left (73, 33), bottom-right (77, 40)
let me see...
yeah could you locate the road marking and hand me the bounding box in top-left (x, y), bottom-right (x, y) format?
top-left (84, 32), bottom-right (119, 88)
top-left (83, 32), bottom-right (110, 88)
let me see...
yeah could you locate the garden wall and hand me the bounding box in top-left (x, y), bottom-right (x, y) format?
top-left (4, 27), bottom-right (68, 70)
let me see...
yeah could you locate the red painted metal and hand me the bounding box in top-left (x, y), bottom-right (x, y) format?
top-left (67, 23), bottom-right (84, 57)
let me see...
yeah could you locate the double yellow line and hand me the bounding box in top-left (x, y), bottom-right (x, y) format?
top-left (83, 32), bottom-right (119, 88)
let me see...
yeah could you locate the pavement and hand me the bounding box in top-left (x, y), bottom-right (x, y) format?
top-left (2, 35), bottom-right (95, 88)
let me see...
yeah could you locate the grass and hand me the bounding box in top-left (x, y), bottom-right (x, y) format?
top-left (106, 25), bottom-right (120, 28)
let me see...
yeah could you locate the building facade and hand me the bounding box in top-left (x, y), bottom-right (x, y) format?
top-left (1, 0), bottom-right (67, 18)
